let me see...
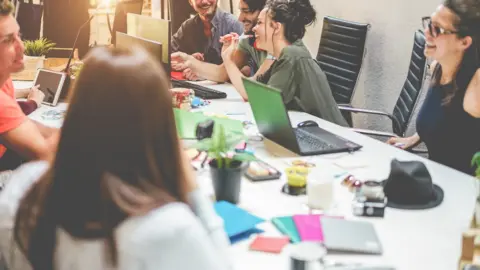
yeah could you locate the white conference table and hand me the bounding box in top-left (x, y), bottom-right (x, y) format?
top-left (19, 81), bottom-right (478, 270)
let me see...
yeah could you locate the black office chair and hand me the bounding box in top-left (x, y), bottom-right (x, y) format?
top-left (15, 0), bottom-right (43, 41)
top-left (169, 0), bottom-right (195, 34)
top-left (339, 30), bottom-right (427, 149)
top-left (316, 16), bottom-right (370, 125)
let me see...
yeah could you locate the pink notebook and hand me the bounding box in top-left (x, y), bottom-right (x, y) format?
top-left (293, 214), bottom-right (343, 242)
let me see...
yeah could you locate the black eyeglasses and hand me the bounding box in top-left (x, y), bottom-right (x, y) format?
top-left (422, 16), bottom-right (458, 37)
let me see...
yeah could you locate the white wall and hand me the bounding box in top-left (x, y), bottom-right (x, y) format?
top-left (220, 0), bottom-right (440, 133)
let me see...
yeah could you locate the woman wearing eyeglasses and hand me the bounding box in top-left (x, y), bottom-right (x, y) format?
top-left (387, 0), bottom-right (480, 176)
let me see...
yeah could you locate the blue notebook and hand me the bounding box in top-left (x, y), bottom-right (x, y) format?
top-left (214, 201), bottom-right (265, 242)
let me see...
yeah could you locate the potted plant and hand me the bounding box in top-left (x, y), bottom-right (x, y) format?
top-left (473, 152), bottom-right (480, 178)
top-left (23, 38), bottom-right (56, 70)
top-left (472, 152), bottom-right (480, 226)
top-left (194, 123), bottom-right (256, 204)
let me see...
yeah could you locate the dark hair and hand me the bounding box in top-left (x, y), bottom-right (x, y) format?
top-left (266, 0), bottom-right (316, 43)
top-left (14, 46), bottom-right (189, 269)
top-left (432, 0), bottom-right (480, 105)
top-left (244, 0), bottom-right (267, 12)
top-left (0, 0), bottom-right (14, 16)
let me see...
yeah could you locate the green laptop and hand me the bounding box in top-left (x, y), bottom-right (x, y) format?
top-left (242, 77), bottom-right (362, 155)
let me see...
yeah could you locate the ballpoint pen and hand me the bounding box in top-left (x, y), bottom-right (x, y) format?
top-left (237, 34), bottom-right (253, 40)
top-left (223, 34), bottom-right (253, 42)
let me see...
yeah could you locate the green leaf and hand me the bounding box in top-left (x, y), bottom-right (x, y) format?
top-left (23, 38), bottom-right (56, 56)
top-left (472, 152), bottom-right (480, 178)
top-left (473, 152), bottom-right (480, 166)
top-left (233, 153), bottom-right (257, 162)
top-left (192, 138), bottom-right (214, 152)
top-left (191, 123), bottom-right (250, 169)
top-left (217, 124), bottom-right (227, 154)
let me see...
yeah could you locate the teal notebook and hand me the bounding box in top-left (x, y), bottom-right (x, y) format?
top-left (174, 109), bottom-right (244, 139)
top-left (271, 216), bottom-right (301, 243)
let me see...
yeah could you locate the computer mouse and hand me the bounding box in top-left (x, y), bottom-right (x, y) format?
top-left (297, 120), bottom-right (319, 128)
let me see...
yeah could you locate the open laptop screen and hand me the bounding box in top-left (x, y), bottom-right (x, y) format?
top-left (115, 32), bottom-right (163, 67)
top-left (242, 77), bottom-right (299, 152)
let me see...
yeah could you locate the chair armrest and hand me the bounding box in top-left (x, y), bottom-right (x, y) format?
top-left (338, 105), bottom-right (394, 121)
top-left (350, 128), bottom-right (399, 138)
top-left (409, 148), bottom-right (428, 154)
top-left (351, 128), bottom-right (428, 154)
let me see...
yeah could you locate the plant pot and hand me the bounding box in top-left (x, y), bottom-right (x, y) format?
top-left (11, 55), bottom-right (45, 81)
top-left (209, 159), bottom-right (248, 204)
top-left (24, 55), bottom-right (45, 70)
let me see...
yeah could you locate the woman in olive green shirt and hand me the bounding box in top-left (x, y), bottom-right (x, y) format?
top-left (222, 0), bottom-right (347, 127)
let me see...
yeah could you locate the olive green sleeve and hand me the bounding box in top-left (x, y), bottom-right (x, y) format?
top-left (266, 59), bottom-right (297, 103)
top-left (237, 38), bottom-right (250, 55)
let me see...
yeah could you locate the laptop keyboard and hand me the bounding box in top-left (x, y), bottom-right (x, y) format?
top-left (294, 129), bottom-right (339, 152)
top-left (171, 79), bottom-right (227, 99)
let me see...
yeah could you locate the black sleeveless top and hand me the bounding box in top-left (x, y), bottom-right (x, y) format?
top-left (416, 83), bottom-right (480, 176)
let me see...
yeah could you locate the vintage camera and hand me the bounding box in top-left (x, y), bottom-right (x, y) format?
top-left (352, 181), bottom-right (387, 218)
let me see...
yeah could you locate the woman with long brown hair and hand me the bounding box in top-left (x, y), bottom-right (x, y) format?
top-left (0, 46), bottom-right (231, 270)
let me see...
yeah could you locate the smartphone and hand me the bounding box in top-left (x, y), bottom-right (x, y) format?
top-left (245, 160), bottom-right (281, 181)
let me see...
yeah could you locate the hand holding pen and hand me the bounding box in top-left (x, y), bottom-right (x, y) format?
top-left (220, 32), bottom-right (253, 52)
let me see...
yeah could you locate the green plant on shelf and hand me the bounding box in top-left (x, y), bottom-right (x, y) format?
top-left (23, 38), bottom-right (56, 57)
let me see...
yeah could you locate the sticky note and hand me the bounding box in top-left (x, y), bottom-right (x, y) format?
top-left (249, 235), bottom-right (290, 253)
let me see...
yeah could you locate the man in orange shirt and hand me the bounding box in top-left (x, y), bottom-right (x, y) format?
top-left (0, 0), bottom-right (57, 171)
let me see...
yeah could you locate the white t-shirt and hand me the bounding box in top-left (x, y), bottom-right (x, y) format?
top-left (0, 161), bottom-right (231, 270)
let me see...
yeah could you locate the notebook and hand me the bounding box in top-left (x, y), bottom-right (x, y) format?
top-left (293, 214), bottom-right (343, 242)
top-left (320, 217), bottom-right (383, 254)
top-left (271, 216), bottom-right (301, 243)
top-left (173, 109), bottom-right (244, 139)
top-left (293, 214), bottom-right (324, 242)
top-left (214, 201), bottom-right (265, 242)
top-left (249, 235), bottom-right (290, 254)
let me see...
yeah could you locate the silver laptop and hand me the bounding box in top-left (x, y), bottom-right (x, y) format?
top-left (321, 217), bottom-right (383, 254)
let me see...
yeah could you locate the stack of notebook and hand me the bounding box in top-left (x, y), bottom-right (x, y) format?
top-left (213, 203), bottom-right (383, 255)
top-left (272, 214), bottom-right (337, 244)
top-left (272, 214), bottom-right (384, 255)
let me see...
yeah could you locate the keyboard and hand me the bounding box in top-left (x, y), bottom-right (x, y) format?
top-left (294, 128), bottom-right (339, 152)
top-left (171, 79), bottom-right (227, 99)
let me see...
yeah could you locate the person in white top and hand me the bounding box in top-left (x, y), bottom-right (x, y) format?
top-left (0, 46), bottom-right (232, 270)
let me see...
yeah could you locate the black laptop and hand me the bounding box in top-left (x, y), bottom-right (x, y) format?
top-left (242, 77), bottom-right (362, 156)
